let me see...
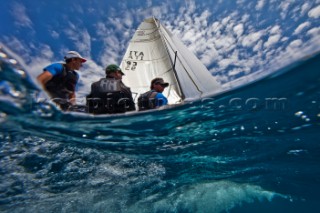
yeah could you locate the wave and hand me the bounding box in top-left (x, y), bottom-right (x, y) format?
top-left (1, 46), bottom-right (320, 212)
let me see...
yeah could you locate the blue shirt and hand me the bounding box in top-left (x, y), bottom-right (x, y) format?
top-left (154, 91), bottom-right (168, 107)
top-left (43, 62), bottom-right (80, 80)
top-left (43, 62), bottom-right (79, 91)
top-left (43, 63), bottom-right (65, 76)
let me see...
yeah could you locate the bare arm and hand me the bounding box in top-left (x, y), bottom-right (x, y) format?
top-left (36, 71), bottom-right (53, 89)
top-left (69, 92), bottom-right (76, 105)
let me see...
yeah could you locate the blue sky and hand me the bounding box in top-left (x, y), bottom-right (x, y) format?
top-left (1, 0), bottom-right (319, 95)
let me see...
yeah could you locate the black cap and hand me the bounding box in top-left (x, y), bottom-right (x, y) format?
top-left (151, 77), bottom-right (169, 89)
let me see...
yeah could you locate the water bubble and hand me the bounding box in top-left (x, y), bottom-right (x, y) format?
top-left (16, 69), bottom-right (26, 77)
top-left (292, 126), bottom-right (302, 131)
top-left (287, 149), bottom-right (308, 156)
top-left (8, 59), bottom-right (17, 64)
top-left (294, 111), bottom-right (304, 117)
top-left (0, 52), bottom-right (7, 58)
top-left (0, 113), bottom-right (7, 123)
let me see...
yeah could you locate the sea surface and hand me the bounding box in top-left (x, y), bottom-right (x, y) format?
top-left (0, 48), bottom-right (320, 213)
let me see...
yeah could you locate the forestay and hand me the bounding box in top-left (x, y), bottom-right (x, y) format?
top-left (120, 17), bottom-right (221, 104)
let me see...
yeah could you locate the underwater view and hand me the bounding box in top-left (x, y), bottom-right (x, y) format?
top-left (1, 47), bottom-right (320, 212)
top-left (1, 0), bottom-right (320, 212)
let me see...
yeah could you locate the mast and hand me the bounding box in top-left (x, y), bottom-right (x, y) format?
top-left (153, 17), bottom-right (185, 100)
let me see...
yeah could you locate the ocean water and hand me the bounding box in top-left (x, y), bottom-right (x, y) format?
top-left (0, 49), bottom-right (320, 213)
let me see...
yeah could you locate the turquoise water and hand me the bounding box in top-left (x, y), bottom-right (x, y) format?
top-left (0, 51), bottom-right (320, 212)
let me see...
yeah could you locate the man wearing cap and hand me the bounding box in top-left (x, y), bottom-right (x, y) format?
top-left (86, 64), bottom-right (135, 114)
top-left (37, 51), bottom-right (86, 110)
top-left (138, 77), bottom-right (169, 111)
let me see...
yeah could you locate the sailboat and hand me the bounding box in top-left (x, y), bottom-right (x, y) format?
top-left (47, 17), bottom-right (223, 113)
top-left (120, 17), bottom-right (222, 105)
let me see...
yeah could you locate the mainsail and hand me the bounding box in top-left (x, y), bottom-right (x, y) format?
top-left (120, 17), bottom-right (221, 104)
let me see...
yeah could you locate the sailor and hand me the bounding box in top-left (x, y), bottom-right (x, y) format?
top-left (36, 51), bottom-right (87, 111)
top-left (138, 77), bottom-right (169, 111)
top-left (86, 64), bottom-right (136, 114)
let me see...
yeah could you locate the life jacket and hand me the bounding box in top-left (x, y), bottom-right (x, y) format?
top-left (86, 78), bottom-right (134, 114)
top-left (45, 64), bottom-right (78, 99)
top-left (138, 91), bottom-right (158, 111)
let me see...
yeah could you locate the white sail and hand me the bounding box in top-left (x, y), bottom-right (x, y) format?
top-left (120, 17), bottom-right (221, 104)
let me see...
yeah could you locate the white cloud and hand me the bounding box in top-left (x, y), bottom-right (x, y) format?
top-left (229, 68), bottom-right (243, 76)
top-left (264, 34), bottom-right (281, 48)
top-left (269, 25), bottom-right (281, 35)
top-left (218, 50), bottom-right (241, 70)
top-left (98, 35), bottom-right (123, 65)
top-left (218, 58), bottom-right (235, 69)
top-left (64, 23), bottom-right (92, 57)
top-left (182, 29), bottom-right (198, 43)
top-left (14, 43), bottom-right (55, 79)
top-left (221, 16), bottom-right (232, 26)
top-left (108, 17), bottom-right (128, 32)
top-left (288, 39), bottom-right (303, 49)
top-left (236, 0), bottom-right (246, 5)
top-left (281, 37), bottom-right (289, 42)
top-left (279, 1), bottom-right (292, 19)
top-left (233, 23), bottom-right (244, 38)
top-left (4, 36), bottom-right (26, 52)
top-left (28, 58), bottom-right (53, 79)
top-left (211, 21), bottom-right (222, 34)
top-left (276, 39), bottom-right (305, 63)
top-left (2, 36), bottom-right (33, 64)
top-left (241, 14), bottom-right (250, 23)
top-left (77, 62), bottom-right (103, 98)
top-left (95, 22), bottom-right (107, 36)
top-left (11, 2), bottom-right (33, 29)
top-left (308, 5), bottom-right (320, 18)
top-left (256, 0), bottom-right (265, 10)
top-left (242, 30), bottom-right (265, 47)
top-left (307, 27), bottom-right (320, 37)
top-left (194, 10), bottom-right (210, 28)
top-left (253, 40), bottom-right (263, 52)
top-left (122, 13), bottom-right (134, 29)
top-left (300, 3), bottom-right (311, 16)
top-left (293, 22), bottom-right (311, 35)
top-left (51, 31), bottom-right (60, 39)
top-left (3, 0), bottom-right (320, 91)
top-left (214, 36), bottom-right (236, 51)
top-left (200, 46), bottom-right (220, 66)
top-left (93, 17), bottom-right (134, 67)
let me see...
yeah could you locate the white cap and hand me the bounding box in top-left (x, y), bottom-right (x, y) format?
top-left (64, 51), bottom-right (87, 62)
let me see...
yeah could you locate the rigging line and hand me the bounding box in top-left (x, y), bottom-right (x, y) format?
top-left (153, 16), bottom-right (185, 101)
top-left (161, 32), bottom-right (204, 96)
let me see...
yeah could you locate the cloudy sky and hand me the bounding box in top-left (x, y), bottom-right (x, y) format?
top-left (1, 0), bottom-right (319, 96)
